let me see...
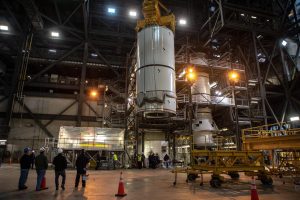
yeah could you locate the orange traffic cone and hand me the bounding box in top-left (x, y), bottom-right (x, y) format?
top-left (41, 177), bottom-right (47, 189)
top-left (115, 172), bottom-right (127, 197)
top-left (251, 176), bottom-right (259, 200)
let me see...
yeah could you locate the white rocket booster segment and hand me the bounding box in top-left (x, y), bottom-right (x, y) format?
top-left (136, 26), bottom-right (176, 118)
top-left (192, 72), bottom-right (218, 147)
top-left (135, 1), bottom-right (176, 118)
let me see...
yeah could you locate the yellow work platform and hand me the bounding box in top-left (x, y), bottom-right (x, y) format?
top-left (242, 123), bottom-right (300, 150)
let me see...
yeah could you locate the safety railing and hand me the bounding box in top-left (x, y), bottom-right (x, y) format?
top-left (242, 123), bottom-right (300, 141)
top-left (177, 93), bottom-right (235, 106)
top-left (235, 98), bottom-right (249, 108)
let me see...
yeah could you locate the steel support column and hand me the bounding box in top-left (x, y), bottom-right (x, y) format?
top-left (77, 42), bottom-right (88, 126)
top-left (252, 32), bottom-right (268, 126)
top-left (1, 32), bottom-right (29, 138)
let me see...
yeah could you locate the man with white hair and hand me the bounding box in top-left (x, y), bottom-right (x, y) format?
top-left (53, 148), bottom-right (67, 190)
top-left (35, 147), bottom-right (48, 191)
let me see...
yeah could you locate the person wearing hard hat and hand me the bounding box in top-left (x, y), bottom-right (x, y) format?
top-left (18, 147), bottom-right (32, 190)
top-left (52, 148), bottom-right (67, 190)
top-left (35, 147), bottom-right (48, 191)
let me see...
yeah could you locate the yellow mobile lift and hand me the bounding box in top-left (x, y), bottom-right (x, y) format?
top-left (242, 123), bottom-right (300, 178)
top-left (172, 123), bottom-right (300, 188)
top-left (172, 145), bottom-right (272, 188)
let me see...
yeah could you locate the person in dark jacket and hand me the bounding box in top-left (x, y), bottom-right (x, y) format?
top-left (154, 153), bottom-right (160, 168)
top-left (35, 147), bottom-right (48, 191)
top-left (18, 147), bottom-right (32, 190)
top-left (164, 153), bottom-right (170, 168)
top-left (141, 152), bottom-right (146, 168)
top-left (95, 152), bottom-right (101, 170)
top-left (149, 152), bottom-right (154, 169)
top-left (52, 148), bottom-right (67, 190)
top-left (75, 149), bottom-right (90, 188)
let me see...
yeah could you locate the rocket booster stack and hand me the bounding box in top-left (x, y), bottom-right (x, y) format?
top-left (135, 0), bottom-right (176, 118)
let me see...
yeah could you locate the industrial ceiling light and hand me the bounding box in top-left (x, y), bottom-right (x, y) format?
top-left (240, 13), bottom-right (245, 17)
top-left (129, 10), bottom-right (137, 17)
top-left (179, 19), bottom-right (187, 25)
top-left (178, 69), bottom-right (186, 78)
top-left (186, 67), bottom-right (196, 82)
top-left (0, 25), bottom-right (8, 31)
top-left (90, 90), bottom-right (98, 98)
top-left (215, 90), bottom-right (222, 96)
top-left (251, 16), bottom-right (257, 19)
top-left (49, 49), bottom-right (56, 53)
top-left (51, 31), bottom-right (60, 37)
top-left (107, 7), bottom-right (116, 14)
top-left (209, 82), bottom-right (217, 88)
top-left (290, 116), bottom-right (300, 121)
top-left (91, 53), bottom-right (98, 57)
top-left (221, 128), bottom-right (228, 131)
top-left (281, 40), bottom-right (287, 46)
top-left (257, 35), bottom-right (263, 39)
top-left (228, 71), bottom-right (239, 82)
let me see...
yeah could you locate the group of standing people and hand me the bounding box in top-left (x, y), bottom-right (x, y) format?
top-left (148, 152), bottom-right (160, 169)
top-left (19, 147), bottom-right (90, 191)
top-left (19, 147), bottom-right (49, 191)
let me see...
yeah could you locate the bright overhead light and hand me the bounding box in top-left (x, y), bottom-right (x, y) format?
top-left (281, 40), bottom-right (287, 46)
top-left (251, 16), bottom-right (257, 19)
top-left (215, 90), bottom-right (222, 96)
top-left (49, 49), bottom-right (56, 53)
top-left (0, 25), bottom-right (8, 31)
top-left (240, 13), bottom-right (245, 17)
top-left (91, 53), bottom-right (98, 57)
top-left (290, 116), bottom-right (299, 121)
top-left (108, 8), bottom-right (116, 14)
top-left (90, 90), bottom-right (98, 98)
top-left (257, 35), bottom-right (263, 39)
top-left (178, 70), bottom-right (186, 78)
top-left (179, 19), bottom-right (187, 25)
top-left (51, 31), bottom-right (60, 37)
top-left (129, 10), bottom-right (137, 17)
top-left (228, 71), bottom-right (239, 82)
top-left (210, 82), bottom-right (217, 88)
top-left (186, 68), bottom-right (196, 82)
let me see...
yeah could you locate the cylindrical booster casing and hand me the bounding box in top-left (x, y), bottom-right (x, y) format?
top-left (136, 26), bottom-right (176, 118)
top-left (191, 72), bottom-right (211, 102)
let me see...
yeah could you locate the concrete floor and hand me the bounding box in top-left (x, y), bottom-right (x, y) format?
top-left (0, 164), bottom-right (299, 200)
